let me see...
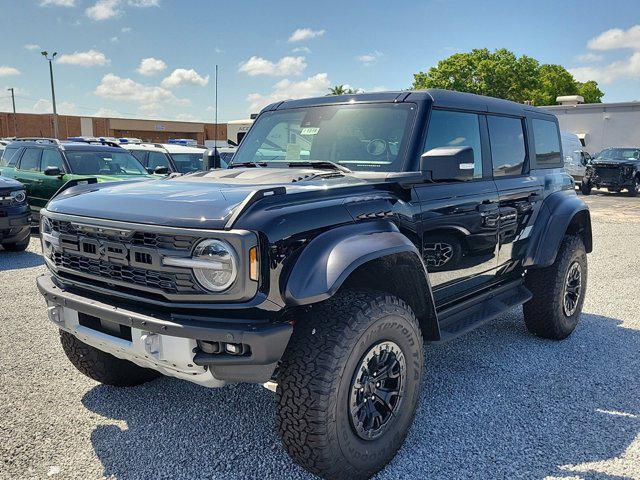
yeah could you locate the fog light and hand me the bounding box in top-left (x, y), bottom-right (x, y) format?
top-left (225, 343), bottom-right (241, 354)
top-left (47, 305), bottom-right (63, 324)
top-left (199, 340), bottom-right (221, 354)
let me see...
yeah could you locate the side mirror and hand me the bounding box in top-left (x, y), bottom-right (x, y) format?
top-left (420, 146), bottom-right (475, 182)
top-left (203, 150), bottom-right (221, 170)
top-left (153, 165), bottom-right (169, 175)
top-left (44, 166), bottom-right (62, 176)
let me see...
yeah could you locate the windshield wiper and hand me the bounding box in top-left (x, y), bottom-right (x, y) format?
top-left (228, 161), bottom-right (268, 169)
top-left (287, 161), bottom-right (351, 173)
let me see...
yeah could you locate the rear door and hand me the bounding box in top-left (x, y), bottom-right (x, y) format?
top-left (416, 109), bottom-right (500, 305)
top-left (488, 115), bottom-right (543, 270)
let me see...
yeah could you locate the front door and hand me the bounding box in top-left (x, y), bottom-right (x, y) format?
top-left (39, 148), bottom-right (69, 207)
top-left (13, 147), bottom-right (43, 212)
top-left (416, 109), bottom-right (500, 305)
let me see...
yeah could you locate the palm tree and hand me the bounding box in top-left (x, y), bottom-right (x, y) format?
top-left (327, 85), bottom-right (356, 95)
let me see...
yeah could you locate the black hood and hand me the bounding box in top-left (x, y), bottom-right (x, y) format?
top-left (0, 176), bottom-right (24, 191)
top-left (591, 158), bottom-right (640, 167)
top-left (45, 167), bottom-right (389, 229)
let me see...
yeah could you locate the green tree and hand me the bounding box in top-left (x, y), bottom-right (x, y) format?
top-left (327, 85), bottom-right (357, 95)
top-left (576, 80), bottom-right (604, 104)
top-left (412, 48), bottom-right (603, 105)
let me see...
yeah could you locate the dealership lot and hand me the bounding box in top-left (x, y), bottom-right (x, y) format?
top-left (0, 192), bottom-right (638, 480)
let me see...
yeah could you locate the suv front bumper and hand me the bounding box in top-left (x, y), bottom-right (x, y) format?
top-left (0, 212), bottom-right (30, 244)
top-left (37, 274), bottom-right (292, 385)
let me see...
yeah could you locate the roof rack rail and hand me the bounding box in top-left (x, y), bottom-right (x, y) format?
top-left (67, 136), bottom-right (122, 148)
top-left (14, 137), bottom-right (61, 145)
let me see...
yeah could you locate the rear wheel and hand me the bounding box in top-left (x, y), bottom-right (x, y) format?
top-left (523, 235), bottom-right (587, 340)
top-left (60, 330), bottom-right (160, 386)
top-left (276, 290), bottom-right (424, 480)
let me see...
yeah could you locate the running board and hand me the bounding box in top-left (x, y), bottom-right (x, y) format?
top-left (435, 282), bottom-right (532, 342)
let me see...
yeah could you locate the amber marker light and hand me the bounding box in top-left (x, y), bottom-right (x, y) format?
top-left (249, 247), bottom-right (259, 281)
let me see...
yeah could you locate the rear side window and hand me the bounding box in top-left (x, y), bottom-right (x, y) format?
top-left (148, 151), bottom-right (171, 170)
top-left (18, 148), bottom-right (42, 172)
top-left (423, 110), bottom-right (483, 179)
top-left (1, 145), bottom-right (21, 167)
top-left (130, 150), bottom-right (148, 165)
top-left (533, 119), bottom-right (562, 168)
top-left (487, 116), bottom-right (527, 177)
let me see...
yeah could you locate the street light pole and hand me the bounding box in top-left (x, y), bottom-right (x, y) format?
top-left (6, 88), bottom-right (17, 137)
top-left (41, 51), bottom-right (59, 139)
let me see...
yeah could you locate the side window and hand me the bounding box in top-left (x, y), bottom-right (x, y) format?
top-left (41, 149), bottom-right (65, 171)
top-left (147, 152), bottom-right (171, 170)
top-left (18, 148), bottom-right (42, 172)
top-left (487, 116), bottom-right (526, 177)
top-left (0, 146), bottom-right (21, 167)
top-left (423, 110), bottom-right (483, 179)
top-left (533, 119), bottom-right (562, 168)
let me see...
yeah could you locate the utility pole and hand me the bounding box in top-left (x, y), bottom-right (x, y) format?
top-left (214, 64), bottom-right (219, 161)
top-left (6, 88), bottom-right (17, 137)
top-left (41, 51), bottom-right (59, 139)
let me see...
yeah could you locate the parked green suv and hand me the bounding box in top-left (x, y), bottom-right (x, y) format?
top-left (0, 139), bottom-right (154, 217)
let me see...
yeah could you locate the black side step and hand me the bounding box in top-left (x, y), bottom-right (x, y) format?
top-left (435, 282), bottom-right (532, 343)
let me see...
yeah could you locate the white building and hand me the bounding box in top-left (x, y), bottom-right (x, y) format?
top-left (543, 96), bottom-right (640, 155)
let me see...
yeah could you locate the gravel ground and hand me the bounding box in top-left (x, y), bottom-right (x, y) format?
top-left (1, 193), bottom-right (639, 480)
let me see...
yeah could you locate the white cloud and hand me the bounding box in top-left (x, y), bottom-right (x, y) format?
top-left (95, 73), bottom-right (190, 110)
top-left (357, 50), bottom-right (383, 65)
top-left (574, 53), bottom-right (604, 63)
top-left (369, 85), bottom-right (388, 92)
top-left (246, 73), bottom-right (330, 112)
top-left (85, 0), bottom-right (122, 20)
top-left (570, 52), bottom-right (640, 84)
top-left (176, 113), bottom-right (198, 121)
top-left (110, 36), bottom-right (119, 42)
top-left (136, 57), bottom-right (166, 76)
top-left (31, 99), bottom-right (76, 115)
top-left (93, 107), bottom-right (123, 118)
top-left (24, 44), bottom-right (41, 51)
top-left (0, 66), bottom-right (21, 77)
top-left (288, 28), bottom-right (325, 42)
top-left (161, 68), bottom-right (209, 87)
top-left (128, 0), bottom-right (159, 6)
top-left (57, 49), bottom-right (109, 67)
top-left (588, 25), bottom-right (640, 51)
top-left (292, 46), bottom-right (311, 54)
top-left (121, 26), bottom-right (132, 32)
top-left (238, 56), bottom-right (306, 76)
top-left (39, 0), bottom-right (75, 6)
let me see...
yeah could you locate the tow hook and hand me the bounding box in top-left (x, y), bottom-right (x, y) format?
top-left (142, 332), bottom-right (161, 358)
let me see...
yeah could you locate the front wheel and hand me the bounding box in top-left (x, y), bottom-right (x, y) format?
top-left (524, 235), bottom-right (587, 340)
top-left (627, 177), bottom-right (640, 197)
top-left (580, 181), bottom-right (592, 195)
top-left (2, 240), bottom-right (29, 252)
top-left (276, 291), bottom-right (424, 480)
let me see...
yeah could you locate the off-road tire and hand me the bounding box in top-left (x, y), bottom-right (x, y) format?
top-left (59, 330), bottom-right (160, 386)
top-left (523, 235), bottom-right (587, 340)
top-left (2, 241), bottom-right (29, 252)
top-left (580, 181), bottom-right (592, 195)
top-left (276, 290), bottom-right (424, 480)
top-left (627, 177), bottom-right (640, 197)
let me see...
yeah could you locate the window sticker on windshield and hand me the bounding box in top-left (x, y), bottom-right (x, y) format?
top-left (286, 143), bottom-right (301, 160)
top-left (300, 127), bottom-right (320, 136)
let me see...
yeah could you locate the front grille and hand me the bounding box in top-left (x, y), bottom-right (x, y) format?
top-left (52, 251), bottom-right (201, 294)
top-left (595, 167), bottom-right (622, 182)
top-left (49, 219), bottom-right (198, 252)
top-left (46, 219), bottom-right (204, 296)
top-left (0, 190), bottom-right (12, 207)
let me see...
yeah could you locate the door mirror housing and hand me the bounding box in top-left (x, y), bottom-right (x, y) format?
top-left (43, 166), bottom-right (62, 176)
top-left (203, 149), bottom-right (222, 170)
top-left (420, 146), bottom-right (475, 182)
top-left (153, 165), bottom-right (169, 175)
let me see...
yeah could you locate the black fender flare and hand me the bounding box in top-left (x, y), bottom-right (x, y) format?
top-left (284, 220), bottom-right (430, 306)
top-left (524, 190), bottom-right (592, 268)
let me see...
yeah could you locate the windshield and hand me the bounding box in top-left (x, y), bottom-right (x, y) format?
top-left (231, 103), bottom-right (416, 172)
top-left (597, 148), bottom-right (640, 160)
top-left (65, 150), bottom-right (148, 176)
top-left (170, 153), bottom-right (204, 173)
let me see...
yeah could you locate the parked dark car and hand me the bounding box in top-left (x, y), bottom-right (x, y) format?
top-left (0, 138), bottom-right (153, 219)
top-left (581, 147), bottom-right (640, 196)
top-left (0, 175), bottom-right (30, 251)
top-left (37, 90), bottom-right (591, 479)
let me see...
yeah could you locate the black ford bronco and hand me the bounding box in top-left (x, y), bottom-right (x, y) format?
top-left (0, 175), bottom-right (30, 251)
top-left (37, 90), bottom-right (591, 479)
top-left (581, 147), bottom-right (640, 196)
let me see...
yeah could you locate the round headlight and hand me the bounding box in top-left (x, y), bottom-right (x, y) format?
top-left (192, 239), bottom-right (238, 292)
top-left (10, 189), bottom-right (26, 204)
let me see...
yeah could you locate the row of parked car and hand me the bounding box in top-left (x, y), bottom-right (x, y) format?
top-left (0, 136), bottom-right (236, 251)
top-left (561, 132), bottom-right (640, 196)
